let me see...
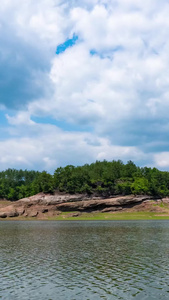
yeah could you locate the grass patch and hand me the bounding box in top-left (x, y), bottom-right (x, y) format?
top-left (2, 211), bottom-right (169, 221)
top-left (46, 211), bottom-right (169, 221)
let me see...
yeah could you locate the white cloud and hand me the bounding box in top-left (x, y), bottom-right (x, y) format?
top-left (0, 122), bottom-right (147, 171)
top-left (6, 112), bottom-right (34, 126)
top-left (1, 0), bottom-right (169, 170)
top-left (27, 1), bottom-right (169, 131)
top-left (154, 152), bottom-right (169, 168)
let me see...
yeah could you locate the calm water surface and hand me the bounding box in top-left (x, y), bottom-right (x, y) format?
top-left (1, 221), bottom-right (169, 299)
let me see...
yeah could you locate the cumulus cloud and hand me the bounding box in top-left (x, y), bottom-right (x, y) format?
top-left (154, 152), bottom-right (169, 169)
top-left (0, 121), bottom-right (147, 171)
top-left (1, 0), bottom-right (169, 170)
top-left (6, 111), bottom-right (34, 126)
top-left (0, 0), bottom-right (70, 108)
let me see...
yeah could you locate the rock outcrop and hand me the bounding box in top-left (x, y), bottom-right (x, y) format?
top-left (55, 195), bottom-right (151, 211)
top-left (0, 192), bottom-right (158, 219)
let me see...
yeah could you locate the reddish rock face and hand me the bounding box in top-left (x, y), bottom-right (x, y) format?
top-left (0, 193), bottom-right (160, 219)
top-left (0, 212), bottom-right (7, 218)
top-left (0, 205), bottom-right (19, 218)
top-left (27, 211), bottom-right (38, 217)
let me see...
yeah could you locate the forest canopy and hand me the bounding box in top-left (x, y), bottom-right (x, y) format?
top-left (0, 160), bottom-right (169, 201)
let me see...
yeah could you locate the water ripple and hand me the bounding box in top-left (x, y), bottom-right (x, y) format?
top-left (1, 221), bottom-right (169, 299)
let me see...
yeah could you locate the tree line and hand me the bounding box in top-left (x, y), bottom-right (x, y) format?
top-left (1, 160), bottom-right (169, 201)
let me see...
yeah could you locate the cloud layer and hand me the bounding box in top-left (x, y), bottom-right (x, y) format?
top-left (1, 0), bottom-right (169, 171)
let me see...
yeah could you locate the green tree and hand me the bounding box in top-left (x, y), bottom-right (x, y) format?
top-left (131, 178), bottom-right (149, 195)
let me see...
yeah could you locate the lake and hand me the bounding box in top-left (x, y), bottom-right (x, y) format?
top-left (0, 221), bottom-right (169, 299)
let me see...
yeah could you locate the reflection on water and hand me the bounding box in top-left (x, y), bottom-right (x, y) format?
top-left (1, 221), bottom-right (169, 299)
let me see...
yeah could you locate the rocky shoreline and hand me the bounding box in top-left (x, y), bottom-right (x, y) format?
top-left (0, 192), bottom-right (169, 219)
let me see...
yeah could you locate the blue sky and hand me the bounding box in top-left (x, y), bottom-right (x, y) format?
top-left (56, 34), bottom-right (78, 54)
top-left (1, 0), bottom-right (169, 172)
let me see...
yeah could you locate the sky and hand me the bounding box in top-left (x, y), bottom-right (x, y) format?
top-left (1, 0), bottom-right (169, 172)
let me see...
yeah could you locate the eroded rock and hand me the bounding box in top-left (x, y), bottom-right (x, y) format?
top-left (0, 212), bottom-right (7, 218)
top-left (0, 193), bottom-right (162, 218)
top-left (27, 211), bottom-right (38, 217)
